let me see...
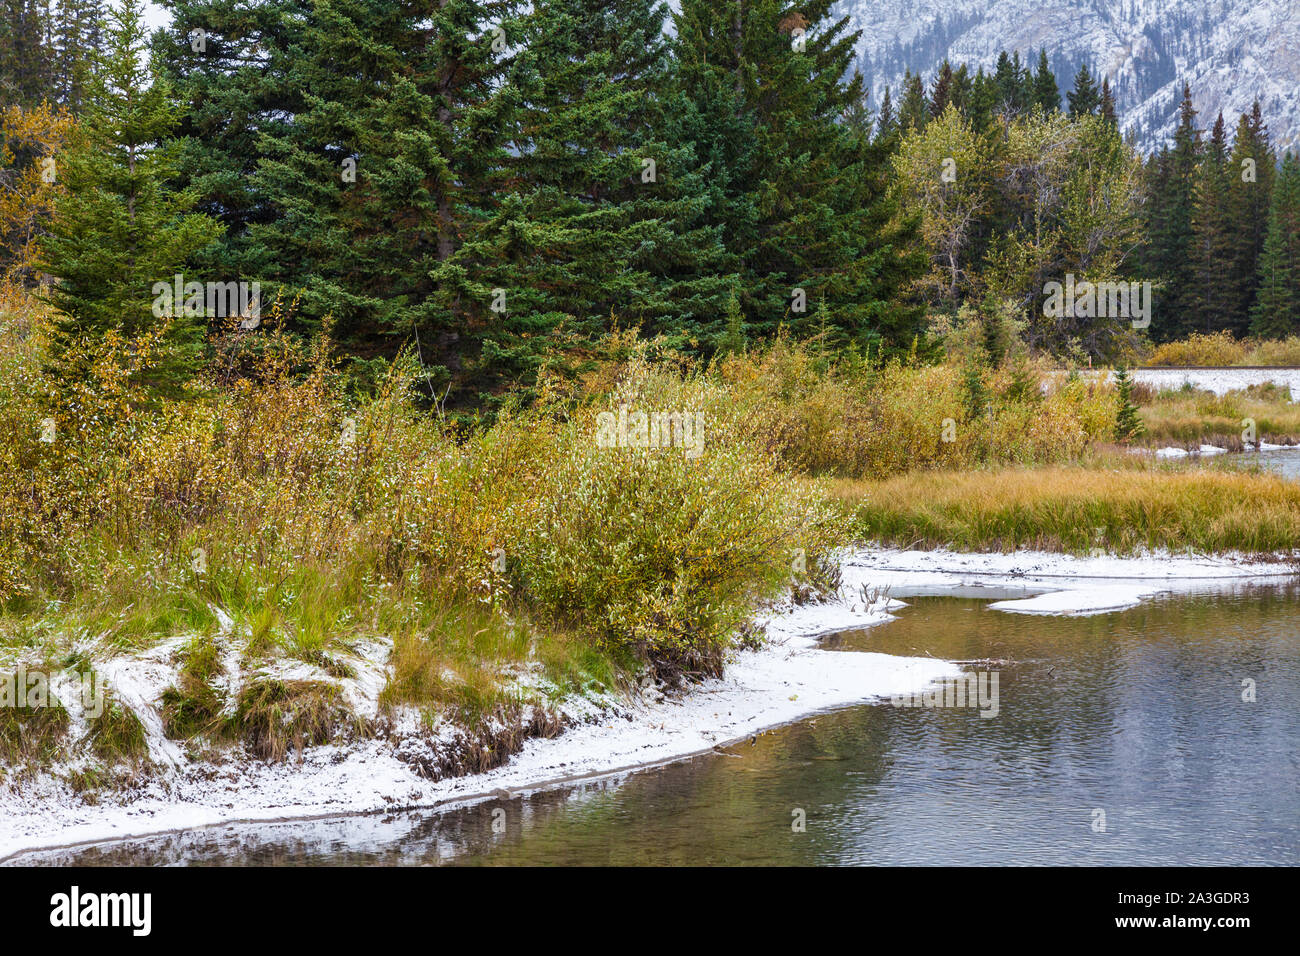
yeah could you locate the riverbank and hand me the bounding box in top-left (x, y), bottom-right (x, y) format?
top-left (5, 545), bottom-right (1295, 861)
top-left (0, 581), bottom-right (955, 860)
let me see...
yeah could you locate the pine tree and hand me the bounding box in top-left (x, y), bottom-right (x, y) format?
top-left (1143, 84), bottom-right (1201, 341)
top-left (673, 0), bottom-right (926, 351)
top-left (1227, 104), bottom-right (1275, 332)
top-left (1189, 111), bottom-right (1236, 333)
top-left (1100, 76), bottom-right (1117, 126)
top-left (1114, 366), bottom-right (1145, 441)
top-left (476, 0), bottom-right (733, 384)
top-left (37, 0), bottom-right (221, 390)
top-left (897, 69), bottom-right (928, 132)
top-left (1031, 48), bottom-right (1060, 112)
top-left (1251, 152), bottom-right (1300, 338)
top-left (1067, 62), bottom-right (1100, 117)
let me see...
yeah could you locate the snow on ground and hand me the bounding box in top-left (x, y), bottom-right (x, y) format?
top-left (5, 545), bottom-right (1295, 860)
top-left (0, 583), bottom-right (955, 861)
top-left (846, 547), bottom-right (1297, 617)
top-left (987, 586), bottom-right (1159, 615)
top-left (1123, 367), bottom-right (1300, 399)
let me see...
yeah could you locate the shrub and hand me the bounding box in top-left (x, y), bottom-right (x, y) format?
top-left (1146, 332), bottom-right (1245, 367)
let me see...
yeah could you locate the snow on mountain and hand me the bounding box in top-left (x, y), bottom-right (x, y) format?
top-left (828, 0), bottom-right (1300, 154)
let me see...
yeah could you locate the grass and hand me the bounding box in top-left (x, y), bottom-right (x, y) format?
top-left (1145, 332), bottom-right (1300, 367)
top-left (1136, 382), bottom-right (1300, 446)
top-left (0, 691), bottom-right (69, 768)
top-left (232, 677), bottom-right (362, 761)
top-left (835, 461), bottom-right (1300, 555)
top-left (8, 281), bottom-right (1300, 780)
top-left (86, 691), bottom-right (149, 764)
top-left (160, 633), bottom-right (226, 740)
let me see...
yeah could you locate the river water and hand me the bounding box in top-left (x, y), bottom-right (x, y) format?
top-left (17, 587), bottom-right (1300, 866)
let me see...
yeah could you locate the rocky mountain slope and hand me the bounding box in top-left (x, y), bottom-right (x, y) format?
top-left (829, 0), bottom-right (1300, 154)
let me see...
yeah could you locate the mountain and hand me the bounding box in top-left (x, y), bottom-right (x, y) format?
top-left (828, 0), bottom-right (1300, 154)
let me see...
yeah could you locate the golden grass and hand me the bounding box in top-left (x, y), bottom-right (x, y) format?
top-left (1137, 383), bottom-right (1300, 445)
top-left (835, 463), bottom-right (1300, 555)
top-left (1145, 332), bottom-right (1300, 368)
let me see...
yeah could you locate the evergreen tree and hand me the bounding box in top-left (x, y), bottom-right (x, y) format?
top-left (1190, 111), bottom-right (1235, 333)
top-left (840, 70), bottom-right (874, 138)
top-left (967, 66), bottom-right (998, 130)
top-left (897, 68), bottom-right (928, 132)
top-left (1143, 84), bottom-right (1201, 341)
top-left (1251, 152), bottom-right (1300, 337)
top-left (477, 0), bottom-right (733, 384)
top-left (673, 0), bottom-right (926, 350)
top-left (1066, 62), bottom-right (1100, 117)
top-left (992, 51), bottom-right (1022, 117)
top-left (37, 0), bottom-right (221, 390)
top-left (1226, 104), bottom-right (1275, 332)
top-left (1031, 48), bottom-right (1060, 112)
top-left (874, 85), bottom-right (896, 143)
top-left (1, 0), bottom-right (53, 105)
top-left (950, 63), bottom-right (972, 114)
top-left (929, 59), bottom-right (953, 119)
top-left (1099, 76), bottom-right (1117, 126)
top-left (49, 0), bottom-right (103, 109)
top-left (153, 0), bottom-right (312, 309)
top-left (243, 0), bottom-right (526, 391)
top-left (1114, 366), bottom-right (1145, 441)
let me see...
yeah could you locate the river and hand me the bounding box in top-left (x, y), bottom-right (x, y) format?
top-left (14, 587), bottom-right (1299, 865)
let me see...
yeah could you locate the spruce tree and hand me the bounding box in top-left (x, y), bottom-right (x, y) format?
top-left (1227, 104), bottom-right (1275, 332)
top-left (950, 63), bottom-right (972, 114)
top-left (897, 69), bottom-right (928, 132)
top-left (1114, 366), bottom-right (1145, 441)
top-left (874, 85), bottom-right (896, 143)
top-left (1066, 62), bottom-right (1100, 117)
top-left (967, 67), bottom-right (998, 130)
top-left (1190, 111), bottom-right (1235, 333)
top-left (1143, 85), bottom-right (1201, 341)
top-left (929, 60), bottom-right (954, 119)
top-left (1031, 48), bottom-right (1060, 112)
top-left (993, 51), bottom-right (1021, 116)
top-left (50, 0), bottom-right (103, 109)
top-left (37, 0), bottom-right (221, 391)
top-left (0, 0), bottom-right (53, 106)
top-left (1100, 77), bottom-right (1117, 126)
top-left (243, 0), bottom-right (525, 391)
top-left (153, 0), bottom-right (312, 308)
top-left (1251, 152), bottom-right (1300, 338)
top-left (673, 0), bottom-right (926, 351)
top-left (476, 0), bottom-right (733, 384)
